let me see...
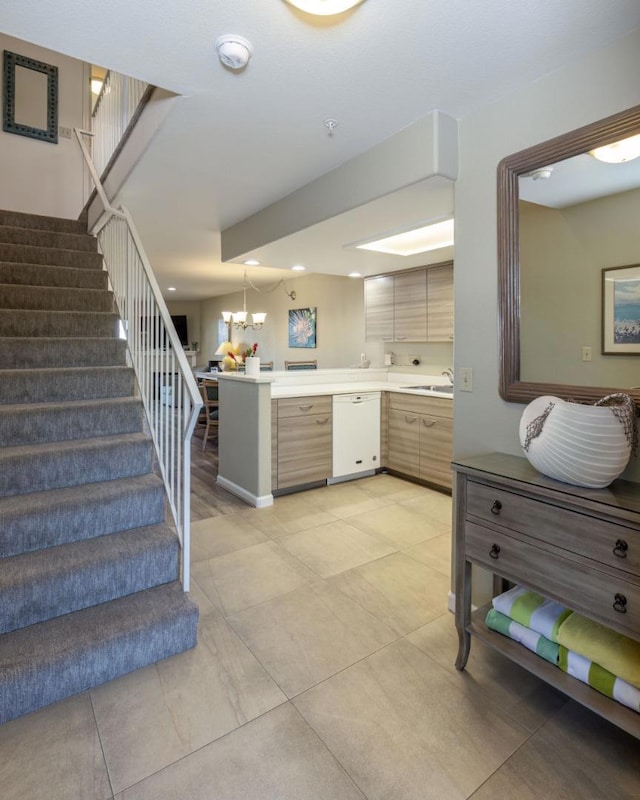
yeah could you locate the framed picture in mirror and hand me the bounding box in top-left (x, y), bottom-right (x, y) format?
top-left (602, 263), bottom-right (640, 355)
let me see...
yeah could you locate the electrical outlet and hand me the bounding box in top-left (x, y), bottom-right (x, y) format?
top-left (582, 346), bottom-right (592, 362)
top-left (459, 367), bottom-right (473, 392)
top-left (58, 126), bottom-right (72, 139)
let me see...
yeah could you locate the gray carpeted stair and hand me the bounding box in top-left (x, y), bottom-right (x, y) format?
top-left (0, 208), bottom-right (198, 726)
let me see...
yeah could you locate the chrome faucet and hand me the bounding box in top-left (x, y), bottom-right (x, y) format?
top-left (442, 368), bottom-right (454, 386)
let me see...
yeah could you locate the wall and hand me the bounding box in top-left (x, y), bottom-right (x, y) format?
top-left (454, 27), bottom-right (640, 482)
top-left (166, 300), bottom-right (201, 352)
top-left (200, 273), bottom-right (369, 371)
top-left (0, 33), bottom-right (85, 219)
top-left (520, 191), bottom-right (640, 387)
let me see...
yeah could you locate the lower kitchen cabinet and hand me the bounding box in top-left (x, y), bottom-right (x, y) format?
top-left (387, 393), bottom-right (453, 489)
top-left (274, 396), bottom-right (332, 490)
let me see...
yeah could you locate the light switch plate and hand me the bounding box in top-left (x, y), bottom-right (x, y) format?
top-left (459, 367), bottom-right (473, 392)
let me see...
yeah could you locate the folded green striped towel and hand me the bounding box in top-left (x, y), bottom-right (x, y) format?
top-left (556, 612), bottom-right (640, 689)
top-left (491, 585), bottom-right (572, 642)
top-left (559, 646), bottom-right (640, 713)
top-left (486, 608), bottom-right (560, 664)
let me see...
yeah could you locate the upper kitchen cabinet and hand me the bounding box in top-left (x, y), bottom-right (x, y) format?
top-left (365, 262), bottom-right (453, 342)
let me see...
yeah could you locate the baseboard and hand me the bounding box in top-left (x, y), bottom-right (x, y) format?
top-left (215, 475), bottom-right (273, 508)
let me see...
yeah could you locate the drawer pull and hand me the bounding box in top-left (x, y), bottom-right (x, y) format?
top-left (490, 500), bottom-right (502, 515)
top-left (489, 543), bottom-right (501, 559)
top-left (298, 404), bottom-right (313, 411)
top-left (613, 539), bottom-right (629, 559)
top-left (404, 415), bottom-right (419, 424)
top-left (315, 417), bottom-right (330, 425)
top-left (613, 593), bottom-right (628, 614)
top-left (422, 418), bottom-right (436, 428)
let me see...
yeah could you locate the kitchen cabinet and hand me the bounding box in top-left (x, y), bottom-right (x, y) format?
top-left (364, 263), bottom-right (453, 343)
top-left (453, 452), bottom-right (640, 739)
top-left (274, 396), bottom-right (332, 490)
top-left (386, 392), bottom-right (453, 489)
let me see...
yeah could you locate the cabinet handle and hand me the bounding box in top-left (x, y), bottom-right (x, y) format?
top-left (422, 418), bottom-right (436, 427)
top-left (490, 500), bottom-right (502, 515)
top-left (315, 417), bottom-right (329, 424)
top-left (298, 404), bottom-right (312, 411)
top-left (613, 593), bottom-right (628, 614)
top-left (489, 543), bottom-right (501, 559)
top-left (396, 336), bottom-right (407, 340)
top-left (404, 415), bottom-right (419, 424)
top-left (613, 539), bottom-right (629, 559)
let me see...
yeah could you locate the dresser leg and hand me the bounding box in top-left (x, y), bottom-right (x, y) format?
top-left (455, 628), bottom-right (470, 670)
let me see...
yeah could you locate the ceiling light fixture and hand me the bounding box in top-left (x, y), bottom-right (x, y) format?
top-left (590, 133), bottom-right (640, 163)
top-left (354, 218), bottom-right (455, 257)
top-left (292, 265), bottom-right (306, 271)
top-left (243, 259), bottom-right (261, 266)
top-left (348, 272), bottom-right (362, 278)
top-left (221, 271), bottom-right (266, 330)
top-left (167, 287), bottom-right (176, 291)
top-left (216, 35), bottom-right (253, 71)
top-left (283, 0), bottom-right (365, 15)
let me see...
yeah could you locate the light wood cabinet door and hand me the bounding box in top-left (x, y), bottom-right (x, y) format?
top-left (387, 408), bottom-right (420, 476)
top-left (427, 264), bottom-right (453, 341)
top-left (394, 270), bottom-right (427, 342)
top-left (365, 276), bottom-right (394, 341)
top-left (277, 413), bottom-right (332, 489)
top-left (418, 414), bottom-right (453, 489)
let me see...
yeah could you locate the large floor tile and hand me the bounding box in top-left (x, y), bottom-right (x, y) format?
top-left (91, 611), bottom-right (286, 794)
top-left (354, 473), bottom-right (430, 503)
top-left (399, 489), bottom-right (452, 527)
top-left (229, 581), bottom-right (397, 697)
top-left (348, 503), bottom-right (449, 549)
top-left (0, 693), bottom-right (111, 800)
top-left (407, 613), bottom-right (566, 732)
top-left (116, 703), bottom-right (365, 800)
top-left (238, 493), bottom-right (339, 538)
top-left (310, 480), bottom-right (391, 518)
top-left (329, 552), bottom-right (450, 634)
top-left (190, 514), bottom-right (267, 562)
top-left (402, 532), bottom-right (452, 576)
top-left (469, 701), bottom-right (640, 799)
top-left (278, 518), bottom-right (396, 577)
top-left (192, 540), bottom-right (319, 614)
top-left (294, 638), bottom-right (529, 800)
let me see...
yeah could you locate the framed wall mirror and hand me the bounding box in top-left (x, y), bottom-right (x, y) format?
top-left (498, 103), bottom-right (640, 406)
top-left (3, 50), bottom-right (58, 143)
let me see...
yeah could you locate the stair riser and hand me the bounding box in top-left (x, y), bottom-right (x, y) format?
top-left (0, 338), bottom-right (127, 369)
top-left (0, 284), bottom-right (114, 313)
top-left (0, 225), bottom-right (97, 253)
top-left (0, 209), bottom-right (86, 235)
top-left (0, 368), bottom-right (135, 405)
top-left (0, 437), bottom-right (153, 497)
top-left (0, 400), bottom-right (144, 447)
top-left (0, 477), bottom-right (166, 557)
top-left (0, 528), bottom-right (179, 634)
top-left (0, 310), bottom-right (120, 338)
top-left (0, 262), bottom-right (108, 290)
top-left (0, 583), bottom-right (198, 725)
top-left (0, 243), bottom-right (102, 270)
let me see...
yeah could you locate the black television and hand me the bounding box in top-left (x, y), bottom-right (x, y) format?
top-left (170, 315), bottom-right (189, 348)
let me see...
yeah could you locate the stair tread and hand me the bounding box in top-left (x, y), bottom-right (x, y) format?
top-left (0, 396), bottom-right (141, 415)
top-left (0, 430), bottom-right (149, 458)
top-left (0, 209), bottom-right (86, 234)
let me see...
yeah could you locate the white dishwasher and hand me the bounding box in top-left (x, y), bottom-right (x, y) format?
top-left (331, 392), bottom-right (381, 481)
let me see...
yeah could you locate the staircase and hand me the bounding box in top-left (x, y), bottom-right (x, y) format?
top-left (0, 209), bottom-right (199, 725)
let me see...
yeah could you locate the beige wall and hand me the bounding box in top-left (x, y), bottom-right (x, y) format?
top-left (166, 300), bottom-right (201, 352)
top-left (520, 191), bottom-right (640, 387)
top-left (0, 33), bottom-right (85, 219)
top-left (454, 27), bottom-right (640, 482)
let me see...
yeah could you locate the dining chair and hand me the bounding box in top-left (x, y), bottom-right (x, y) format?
top-left (284, 360), bottom-right (317, 370)
top-left (260, 361), bottom-right (274, 371)
top-left (199, 379), bottom-right (219, 451)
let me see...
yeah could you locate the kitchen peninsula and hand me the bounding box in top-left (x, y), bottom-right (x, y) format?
top-left (215, 367), bottom-right (453, 508)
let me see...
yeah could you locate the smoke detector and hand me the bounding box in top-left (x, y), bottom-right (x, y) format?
top-left (216, 35), bottom-right (253, 71)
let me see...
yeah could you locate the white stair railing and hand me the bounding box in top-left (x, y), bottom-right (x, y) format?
top-left (74, 129), bottom-right (202, 592)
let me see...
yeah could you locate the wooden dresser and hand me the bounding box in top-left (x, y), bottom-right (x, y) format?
top-left (453, 452), bottom-right (640, 738)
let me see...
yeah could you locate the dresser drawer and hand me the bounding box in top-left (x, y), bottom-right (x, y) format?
top-left (277, 395), bottom-right (332, 419)
top-left (466, 521), bottom-right (640, 637)
top-left (466, 480), bottom-right (640, 578)
top-left (388, 392), bottom-right (453, 419)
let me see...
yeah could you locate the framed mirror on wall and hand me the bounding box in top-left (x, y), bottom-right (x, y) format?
top-left (3, 50), bottom-right (58, 143)
top-left (497, 103), bottom-right (640, 406)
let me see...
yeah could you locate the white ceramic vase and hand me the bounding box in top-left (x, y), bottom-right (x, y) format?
top-left (519, 395), bottom-right (633, 489)
top-left (245, 356), bottom-right (260, 378)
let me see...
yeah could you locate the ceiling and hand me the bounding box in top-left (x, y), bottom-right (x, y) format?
top-left (2, 0), bottom-right (640, 299)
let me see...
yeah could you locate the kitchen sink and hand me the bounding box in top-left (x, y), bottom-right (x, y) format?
top-left (405, 385), bottom-right (454, 394)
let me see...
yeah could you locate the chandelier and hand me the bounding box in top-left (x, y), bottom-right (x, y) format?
top-left (221, 271), bottom-right (267, 331)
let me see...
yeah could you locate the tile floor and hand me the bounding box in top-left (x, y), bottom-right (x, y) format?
top-left (1, 474), bottom-right (639, 799)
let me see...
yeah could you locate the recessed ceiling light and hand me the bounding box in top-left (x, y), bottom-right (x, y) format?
top-left (243, 259), bottom-right (261, 266)
top-left (348, 272), bottom-right (362, 278)
top-left (292, 265), bottom-right (306, 271)
top-left (167, 287), bottom-right (176, 291)
top-left (590, 133), bottom-right (640, 163)
top-left (355, 218), bottom-right (454, 257)
top-left (283, 0), bottom-right (365, 16)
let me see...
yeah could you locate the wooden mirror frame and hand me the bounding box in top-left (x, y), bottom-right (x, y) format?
top-left (498, 103), bottom-right (640, 405)
top-left (3, 50), bottom-right (58, 144)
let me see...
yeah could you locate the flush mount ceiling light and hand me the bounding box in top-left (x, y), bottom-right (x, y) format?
top-left (283, 0), bottom-right (365, 15)
top-left (590, 133), bottom-right (640, 163)
top-left (355, 218), bottom-right (455, 257)
top-left (216, 35), bottom-right (253, 70)
top-left (243, 259), bottom-right (261, 266)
